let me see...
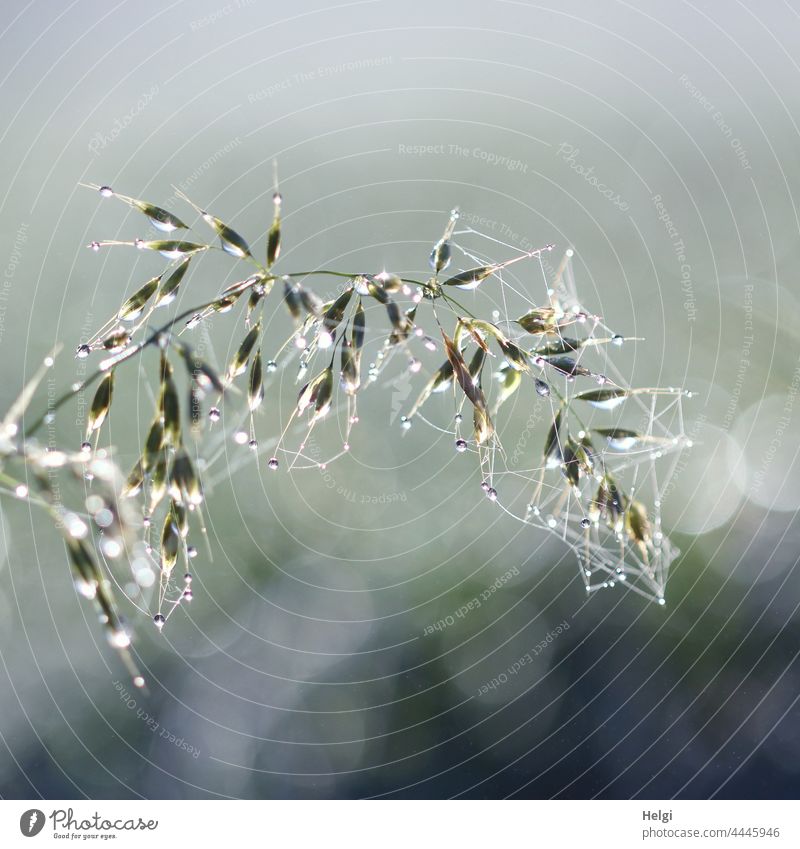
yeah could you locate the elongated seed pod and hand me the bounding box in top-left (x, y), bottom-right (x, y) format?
top-left (542, 356), bottom-right (592, 379)
top-left (594, 428), bottom-right (641, 450)
top-left (429, 208), bottom-right (459, 273)
top-left (491, 364), bottom-right (522, 417)
top-left (323, 287), bottom-right (354, 332)
top-left (91, 240), bottom-right (208, 259)
top-left (340, 339), bottom-right (360, 395)
top-left (143, 418), bottom-right (164, 472)
top-left (118, 276), bottom-right (160, 321)
top-left (227, 322), bottom-right (261, 381)
top-left (159, 358), bottom-right (181, 447)
top-left (92, 185), bottom-right (188, 232)
top-left (172, 499), bottom-right (189, 539)
top-left (283, 279), bottom-right (302, 320)
top-left (575, 388), bottom-right (629, 410)
top-left (352, 300), bottom-right (366, 350)
top-left (249, 349), bottom-right (264, 411)
top-left (625, 500), bottom-right (652, 552)
top-left (102, 329), bottom-right (131, 353)
top-left (297, 367), bottom-right (333, 419)
top-left (175, 189), bottom-right (251, 258)
top-left (148, 453), bottom-right (168, 514)
top-left (406, 359), bottom-right (455, 420)
top-left (87, 372), bottom-right (114, 436)
top-left (267, 193), bottom-right (281, 267)
top-left (442, 331), bottom-right (494, 444)
top-left (154, 258), bottom-right (191, 308)
top-left (561, 437), bottom-right (582, 488)
top-left (121, 460), bottom-right (144, 498)
top-left (160, 514), bottom-right (180, 575)
top-left (169, 449), bottom-right (203, 506)
top-left (441, 265), bottom-right (497, 290)
top-left (543, 408), bottom-right (564, 464)
top-left (298, 286), bottom-right (323, 316)
top-left (498, 339), bottom-right (531, 373)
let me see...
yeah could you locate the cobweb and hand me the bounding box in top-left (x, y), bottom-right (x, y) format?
top-left (95, 209), bottom-right (692, 623)
top-left (424, 223), bottom-right (691, 603)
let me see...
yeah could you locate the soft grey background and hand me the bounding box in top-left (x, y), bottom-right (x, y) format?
top-left (0, 0), bottom-right (799, 799)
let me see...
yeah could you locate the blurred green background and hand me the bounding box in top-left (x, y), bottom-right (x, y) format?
top-left (1, 0), bottom-right (799, 799)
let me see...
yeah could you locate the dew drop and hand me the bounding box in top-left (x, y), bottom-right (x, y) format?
top-left (234, 430), bottom-right (248, 445)
top-left (547, 515), bottom-right (557, 528)
top-left (74, 579), bottom-right (96, 599)
top-left (454, 413), bottom-right (463, 424)
top-left (487, 487), bottom-right (498, 501)
top-left (266, 360), bottom-right (278, 372)
top-left (98, 185), bottom-right (113, 197)
top-left (409, 357), bottom-right (422, 373)
top-left (184, 572), bottom-right (192, 583)
top-left (612, 334), bottom-right (624, 346)
top-left (15, 484), bottom-right (28, 498)
top-left (455, 438), bottom-right (468, 453)
top-left (248, 438), bottom-right (258, 450)
top-left (208, 406), bottom-right (220, 422)
top-left (580, 517), bottom-right (591, 529)
top-left (658, 598), bottom-right (666, 606)
top-left (134, 238), bottom-right (145, 249)
top-left (142, 514), bottom-right (151, 528)
top-left (153, 613), bottom-right (166, 630)
top-left (187, 547), bottom-right (197, 559)
top-left (268, 457), bottom-right (279, 471)
top-left (109, 629), bottom-right (131, 648)
top-left (400, 416), bottom-right (411, 431)
top-left (94, 508), bottom-right (114, 529)
top-left (89, 241), bottom-right (100, 252)
top-left (535, 379), bottom-right (550, 397)
top-left (133, 675), bottom-right (146, 688)
top-left (76, 344), bottom-right (91, 359)
top-left (101, 538), bottom-right (122, 558)
top-left (80, 441), bottom-right (92, 453)
top-left (480, 481), bottom-right (490, 492)
top-left (183, 589), bottom-right (193, 602)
